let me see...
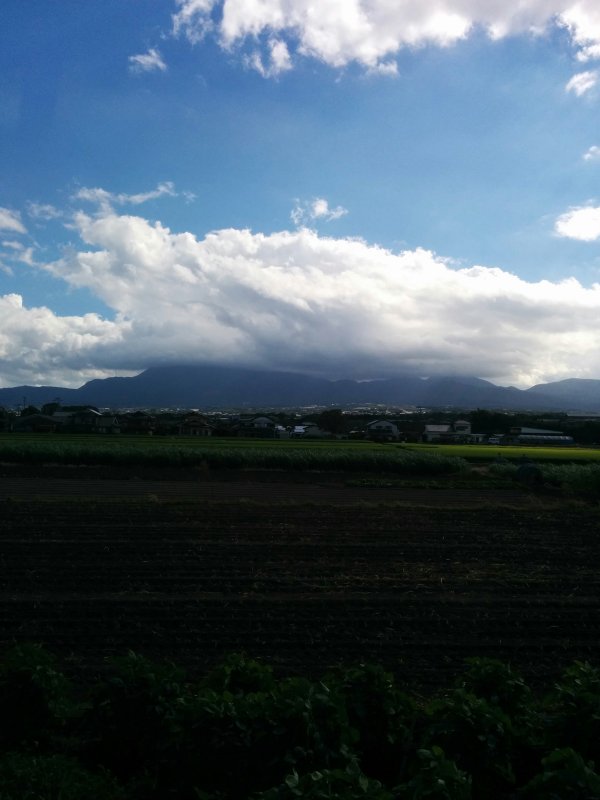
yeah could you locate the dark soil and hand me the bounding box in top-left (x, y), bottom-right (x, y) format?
top-left (1, 486), bottom-right (598, 689)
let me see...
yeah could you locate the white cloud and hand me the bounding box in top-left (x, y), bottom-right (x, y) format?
top-left (291, 197), bottom-right (349, 225)
top-left (73, 182), bottom-right (177, 213)
top-left (1, 239), bottom-right (37, 267)
top-left (170, 1), bottom-right (600, 74)
top-left (0, 207), bottom-right (26, 234)
top-left (555, 205), bottom-right (600, 240)
top-left (26, 202), bottom-right (62, 221)
top-left (0, 293), bottom-right (129, 388)
top-left (367, 60), bottom-right (398, 77)
top-left (245, 38), bottom-right (292, 77)
top-left (0, 206), bottom-right (592, 388)
top-left (583, 145), bottom-right (600, 161)
top-left (128, 48), bottom-right (168, 74)
top-left (17, 247), bottom-right (36, 266)
top-left (121, 182), bottom-right (177, 205)
top-left (565, 69), bottom-right (598, 95)
top-left (172, 0), bottom-right (219, 43)
top-left (560, 3), bottom-right (600, 61)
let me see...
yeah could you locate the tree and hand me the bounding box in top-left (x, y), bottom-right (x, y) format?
top-left (41, 402), bottom-right (61, 416)
top-left (316, 409), bottom-right (346, 435)
top-left (20, 405), bottom-right (40, 417)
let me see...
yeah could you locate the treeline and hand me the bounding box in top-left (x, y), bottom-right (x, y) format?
top-left (2, 645), bottom-right (600, 799)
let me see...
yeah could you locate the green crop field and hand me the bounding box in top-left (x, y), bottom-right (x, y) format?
top-left (405, 442), bottom-right (600, 461)
top-left (3, 433), bottom-right (600, 457)
top-left (0, 433), bottom-right (380, 451)
top-left (1, 433), bottom-right (600, 464)
top-left (0, 434), bottom-right (468, 475)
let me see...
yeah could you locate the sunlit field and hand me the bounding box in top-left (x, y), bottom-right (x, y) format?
top-left (405, 443), bottom-right (600, 461)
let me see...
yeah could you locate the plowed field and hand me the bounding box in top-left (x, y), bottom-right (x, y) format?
top-left (1, 477), bottom-right (599, 688)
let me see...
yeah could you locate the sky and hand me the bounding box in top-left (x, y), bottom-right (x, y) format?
top-left (2, 1), bottom-right (600, 389)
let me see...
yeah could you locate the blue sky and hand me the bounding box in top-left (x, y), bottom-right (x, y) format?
top-left (2, 1), bottom-right (600, 388)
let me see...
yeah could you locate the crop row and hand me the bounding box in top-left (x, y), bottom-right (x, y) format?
top-left (0, 439), bottom-right (469, 474)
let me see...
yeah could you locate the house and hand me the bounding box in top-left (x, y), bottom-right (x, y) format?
top-left (291, 423), bottom-right (329, 438)
top-left (119, 411), bottom-right (156, 435)
top-left (179, 415), bottom-right (213, 436)
top-left (235, 416), bottom-right (278, 438)
top-left (422, 420), bottom-right (479, 443)
top-left (93, 415), bottom-right (121, 434)
top-left (65, 409), bottom-right (120, 434)
top-left (366, 419), bottom-right (401, 442)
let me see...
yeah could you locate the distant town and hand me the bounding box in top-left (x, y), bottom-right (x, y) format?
top-left (4, 402), bottom-right (600, 446)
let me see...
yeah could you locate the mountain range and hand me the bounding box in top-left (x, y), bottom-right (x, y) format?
top-left (3, 365), bottom-right (600, 412)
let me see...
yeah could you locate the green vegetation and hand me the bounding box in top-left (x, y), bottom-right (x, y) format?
top-left (3, 645), bottom-right (600, 799)
top-left (405, 443), bottom-right (600, 462)
top-left (0, 435), bottom-right (469, 475)
top-left (488, 460), bottom-right (600, 499)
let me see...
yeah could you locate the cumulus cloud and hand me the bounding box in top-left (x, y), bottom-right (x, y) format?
top-left (560, 4), bottom-right (600, 61)
top-left (583, 145), bottom-right (600, 161)
top-left (0, 206), bottom-right (591, 388)
top-left (170, 1), bottom-right (600, 73)
top-left (565, 69), bottom-right (598, 95)
top-left (128, 48), bottom-right (168, 74)
top-left (0, 207), bottom-right (26, 234)
top-left (555, 205), bottom-right (600, 240)
top-left (0, 293), bottom-right (129, 388)
top-left (291, 197), bottom-right (349, 226)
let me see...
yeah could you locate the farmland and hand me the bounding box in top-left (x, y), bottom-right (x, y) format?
top-left (3, 449), bottom-right (600, 797)
top-left (2, 432), bottom-right (600, 473)
top-left (1, 469), bottom-right (599, 689)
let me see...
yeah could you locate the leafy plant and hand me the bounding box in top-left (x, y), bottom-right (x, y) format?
top-left (253, 762), bottom-right (393, 799)
top-left (545, 661), bottom-right (600, 762)
top-left (518, 747), bottom-right (600, 799)
top-left (81, 651), bottom-right (186, 782)
top-left (395, 746), bottom-right (472, 800)
top-left (0, 753), bottom-right (124, 800)
top-left (0, 644), bottom-right (73, 751)
top-left (201, 652), bottom-right (276, 696)
top-left (424, 688), bottom-right (515, 796)
top-left (458, 658), bottom-right (531, 717)
top-left (326, 663), bottom-right (416, 785)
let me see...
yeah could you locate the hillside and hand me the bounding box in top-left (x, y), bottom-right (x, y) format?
top-left (3, 364), bottom-right (599, 411)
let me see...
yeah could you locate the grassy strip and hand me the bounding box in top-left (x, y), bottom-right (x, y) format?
top-left (405, 443), bottom-right (600, 462)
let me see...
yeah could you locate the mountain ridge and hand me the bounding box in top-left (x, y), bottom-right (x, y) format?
top-left (3, 365), bottom-right (600, 411)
